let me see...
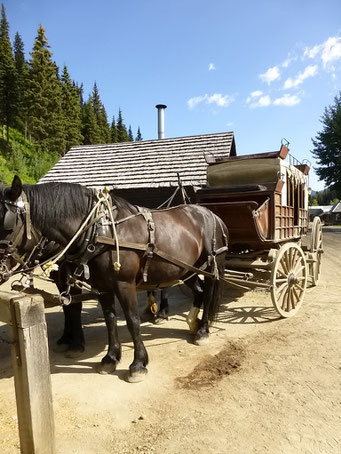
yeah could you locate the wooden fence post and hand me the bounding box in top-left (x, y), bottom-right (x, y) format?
top-left (9, 294), bottom-right (56, 454)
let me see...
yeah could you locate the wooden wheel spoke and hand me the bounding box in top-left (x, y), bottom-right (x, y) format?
top-left (294, 264), bottom-right (306, 276)
top-left (287, 289), bottom-right (294, 311)
top-left (280, 255), bottom-right (289, 275)
top-left (275, 281), bottom-right (288, 296)
top-left (276, 278), bottom-right (288, 284)
top-left (276, 268), bottom-right (288, 279)
top-left (292, 286), bottom-right (300, 304)
top-left (280, 288), bottom-right (289, 310)
top-left (290, 248), bottom-right (298, 269)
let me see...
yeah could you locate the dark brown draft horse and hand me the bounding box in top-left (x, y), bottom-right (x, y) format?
top-left (0, 176), bottom-right (228, 382)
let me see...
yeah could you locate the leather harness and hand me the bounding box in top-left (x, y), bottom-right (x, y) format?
top-left (0, 190), bottom-right (228, 293)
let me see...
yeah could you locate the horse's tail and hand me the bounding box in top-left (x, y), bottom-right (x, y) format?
top-left (208, 216), bottom-right (228, 322)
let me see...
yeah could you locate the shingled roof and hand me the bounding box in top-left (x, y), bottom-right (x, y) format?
top-left (39, 132), bottom-right (236, 189)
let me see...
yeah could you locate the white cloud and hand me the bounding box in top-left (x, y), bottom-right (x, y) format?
top-left (208, 63), bottom-right (216, 71)
top-left (187, 93), bottom-right (234, 109)
top-left (246, 91), bottom-right (301, 108)
top-left (259, 66), bottom-right (280, 84)
top-left (273, 94), bottom-right (301, 106)
top-left (246, 90), bottom-right (263, 103)
top-left (283, 65), bottom-right (318, 89)
top-left (248, 95), bottom-right (272, 108)
top-left (304, 36), bottom-right (341, 70)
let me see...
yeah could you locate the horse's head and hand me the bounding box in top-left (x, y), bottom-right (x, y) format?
top-left (0, 176), bottom-right (25, 283)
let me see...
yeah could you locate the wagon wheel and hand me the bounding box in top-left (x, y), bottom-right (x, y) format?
top-left (309, 216), bottom-right (323, 286)
top-left (270, 242), bottom-right (308, 318)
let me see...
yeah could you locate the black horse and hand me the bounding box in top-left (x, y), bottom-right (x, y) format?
top-left (0, 176), bottom-right (228, 382)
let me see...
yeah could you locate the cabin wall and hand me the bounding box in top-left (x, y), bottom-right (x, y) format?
top-left (114, 186), bottom-right (197, 209)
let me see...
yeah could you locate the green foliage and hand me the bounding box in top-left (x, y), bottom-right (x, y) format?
top-left (110, 116), bottom-right (118, 142)
top-left (27, 24), bottom-right (65, 154)
top-left (82, 97), bottom-right (101, 144)
top-left (313, 187), bottom-right (339, 205)
top-left (0, 127), bottom-right (59, 184)
top-left (116, 108), bottom-right (130, 142)
top-left (312, 92), bottom-right (341, 197)
top-left (330, 198), bottom-right (339, 205)
top-left (61, 65), bottom-right (83, 153)
top-left (310, 197), bottom-right (318, 206)
top-left (0, 4), bottom-right (18, 139)
top-left (128, 125), bottom-right (133, 141)
top-left (135, 126), bottom-right (142, 141)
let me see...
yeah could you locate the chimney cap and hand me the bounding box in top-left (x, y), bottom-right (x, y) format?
top-left (155, 104), bottom-right (167, 109)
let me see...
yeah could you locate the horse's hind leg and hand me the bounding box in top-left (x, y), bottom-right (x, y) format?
top-left (186, 277), bottom-right (203, 333)
top-left (51, 267), bottom-right (85, 358)
top-left (54, 302), bottom-right (85, 357)
top-left (154, 289), bottom-right (169, 324)
top-left (97, 293), bottom-right (122, 375)
top-left (115, 281), bottom-right (149, 383)
top-left (194, 278), bottom-right (215, 346)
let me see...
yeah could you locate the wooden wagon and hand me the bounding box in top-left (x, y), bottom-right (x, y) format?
top-left (197, 144), bottom-right (323, 318)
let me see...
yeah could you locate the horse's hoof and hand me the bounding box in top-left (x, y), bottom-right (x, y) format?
top-left (194, 335), bottom-right (209, 346)
top-left (96, 362), bottom-right (117, 375)
top-left (53, 342), bottom-right (69, 353)
top-left (154, 316), bottom-right (168, 325)
top-left (127, 368), bottom-right (148, 383)
top-left (64, 346), bottom-right (85, 359)
top-left (141, 310), bottom-right (155, 323)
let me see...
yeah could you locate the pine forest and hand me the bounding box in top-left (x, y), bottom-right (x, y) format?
top-left (0, 4), bottom-right (142, 184)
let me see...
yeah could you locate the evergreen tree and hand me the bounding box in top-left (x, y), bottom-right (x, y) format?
top-left (110, 115), bottom-right (118, 142)
top-left (116, 108), bottom-right (129, 142)
top-left (135, 126), bottom-right (142, 141)
top-left (128, 125), bottom-right (133, 141)
top-left (61, 65), bottom-right (83, 153)
top-left (0, 4), bottom-right (18, 141)
top-left (91, 82), bottom-right (110, 143)
top-left (27, 24), bottom-right (65, 154)
top-left (13, 32), bottom-right (29, 133)
top-left (82, 96), bottom-right (101, 144)
top-left (312, 92), bottom-right (341, 196)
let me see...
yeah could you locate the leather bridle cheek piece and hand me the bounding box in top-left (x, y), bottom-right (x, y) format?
top-left (0, 198), bottom-right (26, 255)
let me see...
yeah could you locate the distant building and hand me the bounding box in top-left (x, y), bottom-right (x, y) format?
top-left (324, 202), bottom-right (341, 225)
top-left (309, 205), bottom-right (333, 222)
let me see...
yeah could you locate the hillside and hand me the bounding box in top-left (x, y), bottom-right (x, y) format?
top-left (0, 128), bottom-right (59, 185)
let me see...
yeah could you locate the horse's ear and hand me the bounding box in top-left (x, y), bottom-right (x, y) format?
top-left (9, 175), bottom-right (23, 202)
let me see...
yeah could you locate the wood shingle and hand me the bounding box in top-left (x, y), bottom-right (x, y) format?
top-left (39, 132), bottom-right (236, 190)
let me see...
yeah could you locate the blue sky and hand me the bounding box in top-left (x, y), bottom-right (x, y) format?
top-left (6, 0), bottom-right (341, 190)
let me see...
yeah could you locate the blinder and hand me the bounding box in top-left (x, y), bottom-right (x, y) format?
top-left (3, 200), bottom-right (25, 231)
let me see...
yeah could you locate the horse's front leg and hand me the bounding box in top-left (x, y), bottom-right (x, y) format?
top-left (116, 281), bottom-right (149, 383)
top-left (97, 293), bottom-right (122, 375)
top-left (51, 269), bottom-right (85, 358)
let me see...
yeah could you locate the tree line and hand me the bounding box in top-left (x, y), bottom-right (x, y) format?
top-left (0, 3), bottom-right (142, 161)
top-left (311, 92), bottom-right (341, 200)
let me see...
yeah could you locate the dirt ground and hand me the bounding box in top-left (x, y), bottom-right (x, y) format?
top-left (0, 229), bottom-right (340, 454)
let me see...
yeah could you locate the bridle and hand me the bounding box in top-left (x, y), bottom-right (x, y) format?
top-left (0, 192), bottom-right (37, 280)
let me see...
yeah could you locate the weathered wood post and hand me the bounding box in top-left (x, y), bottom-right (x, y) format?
top-left (0, 291), bottom-right (55, 454)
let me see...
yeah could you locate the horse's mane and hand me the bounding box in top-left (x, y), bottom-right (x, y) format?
top-left (23, 182), bottom-right (92, 232)
top-left (22, 182), bottom-right (137, 232)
